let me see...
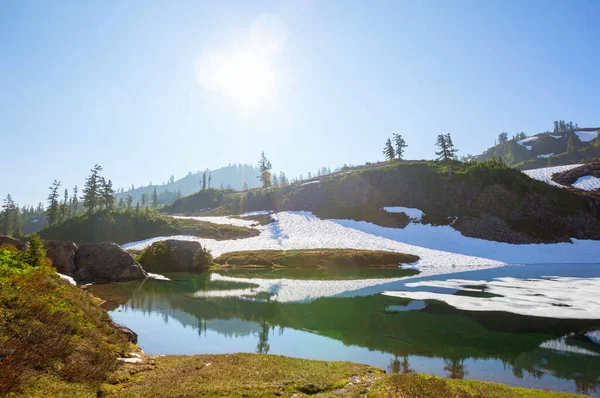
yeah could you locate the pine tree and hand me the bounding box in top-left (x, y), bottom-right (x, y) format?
top-left (392, 134), bottom-right (408, 160)
top-left (59, 188), bottom-right (69, 221)
top-left (1, 194), bottom-right (15, 236)
top-left (383, 138), bottom-right (395, 161)
top-left (118, 197), bottom-right (125, 209)
top-left (21, 233), bottom-right (46, 267)
top-left (151, 187), bottom-right (158, 208)
top-left (201, 171), bottom-right (207, 190)
top-left (445, 133), bottom-right (458, 159)
top-left (141, 193), bottom-right (147, 206)
top-left (46, 180), bottom-right (61, 225)
top-left (101, 178), bottom-right (115, 209)
top-left (83, 164), bottom-right (103, 212)
top-left (257, 152), bottom-right (272, 189)
top-left (208, 172), bottom-right (212, 189)
top-left (71, 185), bottom-right (79, 216)
top-left (498, 132), bottom-right (508, 144)
top-left (126, 195), bottom-right (133, 209)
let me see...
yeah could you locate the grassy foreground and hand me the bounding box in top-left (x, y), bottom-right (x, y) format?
top-left (214, 249), bottom-right (419, 267)
top-left (17, 354), bottom-right (583, 398)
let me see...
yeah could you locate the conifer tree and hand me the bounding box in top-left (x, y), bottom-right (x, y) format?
top-left (272, 173), bottom-right (279, 187)
top-left (126, 195), bottom-right (133, 209)
top-left (257, 152), bottom-right (272, 189)
top-left (71, 185), bottom-right (79, 216)
top-left (201, 171), bottom-right (207, 190)
top-left (101, 178), bottom-right (116, 209)
top-left (83, 164), bottom-right (103, 212)
top-left (1, 194), bottom-right (15, 236)
top-left (21, 233), bottom-right (46, 267)
top-left (498, 132), bottom-right (508, 144)
top-left (141, 193), bottom-right (147, 206)
top-left (279, 171), bottom-right (287, 185)
top-left (118, 197), bottom-right (125, 209)
top-left (46, 180), bottom-right (61, 225)
top-left (59, 188), bottom-right (69, 221)
top-left (383, 138), bottom-right (395, 161)
top-left (151, 187), bottom-right (158, 208)
top-left (392, 134), bottom-right (408, 160)
top-left (208, 172), bottom-right (212, 189)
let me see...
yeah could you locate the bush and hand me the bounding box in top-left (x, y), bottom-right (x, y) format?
top-left (193, 245), bottom-right (213, 268)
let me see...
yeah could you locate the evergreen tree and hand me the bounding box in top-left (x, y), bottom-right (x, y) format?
top-left (257, 152), bottom-right (272, 189)
top-left (208, 172), bottom-right (212, 189)
top-left (135, 201), bottom-right (140, 213)
top-left (21, 233), bottom-right (46, 267)
top-left (1, 194), bottom-right (15, 236)
top-left (46, 180), bottom-right (61, 225)
top-left (445, 134), bottom-right (458, 159)
top-left (71, 185), bottom-right (79, 216)
top-left (271, 173), bottom-right (279, 187)
top-left (498, 132), bottom-right (508, 144)
top-left (118, 197), bottom-right (125, 209)
top-left (141, 193), bottom-right (147, 206)
top-left (201, 171), bottom-right (207, 190)
top-left (83, 164), bottom-right (103, 212)
top-left (126, 195), bottom-right (133, 209)
top-left (383, 138), bottom-right (395, 160)
top-left (101, 178), bottom-right (116, 209)
top-left (392, 133), bottom-right (408, 160)
top-left (151, 187), bottom-right (158, 208)
top-left (279, 171), bottom-right (287, 185)
top-left (59, 188), bottom-right (69, 221)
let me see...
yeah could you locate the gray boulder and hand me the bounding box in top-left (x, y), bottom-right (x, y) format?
top-left (140, 240), bottom-right (203, 272)
top-left (44, 240), bottom-right (78, 274)
top-left (0, 235), bottom-right (26, 250)
top-left (75, 242), bottom-right (147, 282)
top-left (73, 267), bottom-right (92, 282)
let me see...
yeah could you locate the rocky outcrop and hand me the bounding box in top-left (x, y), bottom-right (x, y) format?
top-left (110, 321), bottom-right (138, 344)
top-left (44, 240), bottom-right (78, 274)
top-left (0, 235), bottom-right (26, 250)
top-left (139, 240), bottom-right (204, 272)
top-left (75, 242), bottom-right (147, 282)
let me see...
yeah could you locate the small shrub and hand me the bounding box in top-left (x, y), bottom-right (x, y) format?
top-left (193, 245), bottom-right (213, 268)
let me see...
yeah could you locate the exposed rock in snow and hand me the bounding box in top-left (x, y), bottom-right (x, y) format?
top-left (537, 153), bottom-right (554, 159)
top-left (572, 175), bottom-right (600, 191)
top-left (383, 206), bottom-right (424, 221)
top-left (522, 164), bottom-right (582, 187)
top-left (575, 130), bottom-right (599, 143)
top-left (383, 276), bottom-right (600, 319)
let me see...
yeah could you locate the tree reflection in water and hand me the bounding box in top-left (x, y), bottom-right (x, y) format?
top-left (256, 320), bottom-right (270, 354)
top-left (444, 358), bottom-right (467, 379)
top-left (388, 355), bottom-right (412, 374)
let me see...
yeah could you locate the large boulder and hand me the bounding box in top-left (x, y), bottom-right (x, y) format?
top-left (0, 235), bottom-right (26, 250)
top-left (75, 242), bottom-right (147, 282)
top-left (44, 240), bottom-right (78, 274)
top-left (139, 240), bottom-right (204, 272)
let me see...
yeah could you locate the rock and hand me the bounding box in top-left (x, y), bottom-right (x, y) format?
top-left (0, 235), bottom-right (26, 250)
top-left (75, 242), bottom-right (147, 282)
top-left (44, 240), bottom-right (78, 274)
top-left (140, 240), bottom-right (204, 272)
top-left (111, 321), bottom-right (138, 344)
top-left (73, 267), bottom-right (92, 281)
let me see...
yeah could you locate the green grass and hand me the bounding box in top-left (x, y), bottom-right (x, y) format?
top-left (215, 267), bottom-right (419, 280)
top-left (214, 249), bottom-right (419, 267)
top-left (38, 209), bottom-right (258, 244)
top-left (16, 354), bottom-right (583, 397)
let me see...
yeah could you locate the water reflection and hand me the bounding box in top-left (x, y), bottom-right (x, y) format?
top-left (91, 269), bottom-right (600, 396)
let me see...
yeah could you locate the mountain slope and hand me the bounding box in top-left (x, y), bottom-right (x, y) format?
top-left (162, 161), bottom-right (600, 244)
top-left (473, 128), bottom-right (600, 170)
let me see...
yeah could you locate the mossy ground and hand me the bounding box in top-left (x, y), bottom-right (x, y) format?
top-left (15, 354), bottom-right (583, 398)
top-left (214, 249), bottom-right (419, 267)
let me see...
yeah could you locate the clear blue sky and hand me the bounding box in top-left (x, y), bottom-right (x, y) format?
top-left (1, 0), bottom-right (599, 206)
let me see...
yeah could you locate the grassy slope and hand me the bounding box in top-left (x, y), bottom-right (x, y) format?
top-left (0, 247), bottom-right (130, 395)
top-left (20, 354), bottom-right (583, 398)
top-left (37, 209), bottom-right (258, 244)
top-left (214, 249), bottom-right (419, 267)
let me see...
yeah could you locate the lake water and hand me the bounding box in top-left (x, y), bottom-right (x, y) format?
top-left (91, 264), bottom-right (600, 397)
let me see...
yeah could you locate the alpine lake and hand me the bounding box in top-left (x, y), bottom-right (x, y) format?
top-left (90, 263), bottom-right (600, 397)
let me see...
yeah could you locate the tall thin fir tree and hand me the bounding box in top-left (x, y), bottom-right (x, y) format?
top-left (392, 134), bottom-right (408, 160)
top-left (151, 187), bottom-right (158, 208)
top-left (383, 138), bottom-right (395, 161)
top-left (71, 185), bottom-right (79, 216)
top-left (2, 193), bottom-right (15, 236)
top-left (201, 171), bottom-right (207, 190)
top-left (101, 178), bottom-right (116, 209)
top-left (257, 152), bottom-right (272, 189)
top-left (46, 180), bottom-right (61, 225)
top-left (208, 172), bottom-right (212, 189)
top-left (83, 164), bottom-right (103, 212)
top-left (59, 188), bottom-right (69, 221)
top-left (279, 171), bottom-right (287, 186)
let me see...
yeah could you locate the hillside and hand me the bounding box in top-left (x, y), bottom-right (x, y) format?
top-left (473, 128), bottom-right (600, 170)
top-left (116, 164), bottom-right (261, 207)
top-left (162, 160), bottom-right (600, 244)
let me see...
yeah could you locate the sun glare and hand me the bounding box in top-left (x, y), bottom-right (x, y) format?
top-left (215, 51), bottom-right (275, 108)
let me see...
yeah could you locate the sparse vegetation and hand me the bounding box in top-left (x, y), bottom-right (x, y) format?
top-left (214, 249), bottom-right (419, 267)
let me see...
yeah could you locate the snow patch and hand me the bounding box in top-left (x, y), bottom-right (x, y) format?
top-left (147, 273), bottom-right (170, 281)
top-left (540, 337), bottom-right (599, 356)
top-left (523, 164), bottom-right (582, 187)
top-left (57, 273), bottom-right (76, 285)
top-left (517, 136), bottom-right (538, 150)
top-left (383, 206), bottom-right (424, 221)
top-left (537, 153), bottom-right (554, 159)
top-left (172, 215), bottom-right (257, 228)
top-left (587, 330), bottom-right (600, 344)
top-left (575, 130), bottom-right (599, 143)
top-left (572, 175), bottom-right (600, 191)
top-left (383, 276), bottom-right (600, 319)
top-left (549, 134), bottom-right (564, 139)
top-left (300, 180), bottom-right (320, 186)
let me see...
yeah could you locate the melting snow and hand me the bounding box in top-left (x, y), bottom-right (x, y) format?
top-left (517, 136), bottom-right (538, 150)
top-left (549, 134), bottom-right (564, 139)
top-left (572, 175), bottom-right (600, 191)
top-left (587, 330), bottom-right (600, 344)
top-left (383, 277), bottom-right (600, 319)
top-left (147, 273), bottom-right (170, 281)
top-left (172, 215), bottom-right (258, 228)
top-left (522, 164), bottom-right (582, 187)
top-left (540, 337), bottom-right (599, 356)
top-left (300, 180), bottom-right (320, 186)
top-left (57, 273), bottom-right (76, 285)
top-left (383, 206), bottom-right (424, 221)
top-left (537, 153), bottom-right (554, 159)
top-left (575, 131), bottom-right (599, 142)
